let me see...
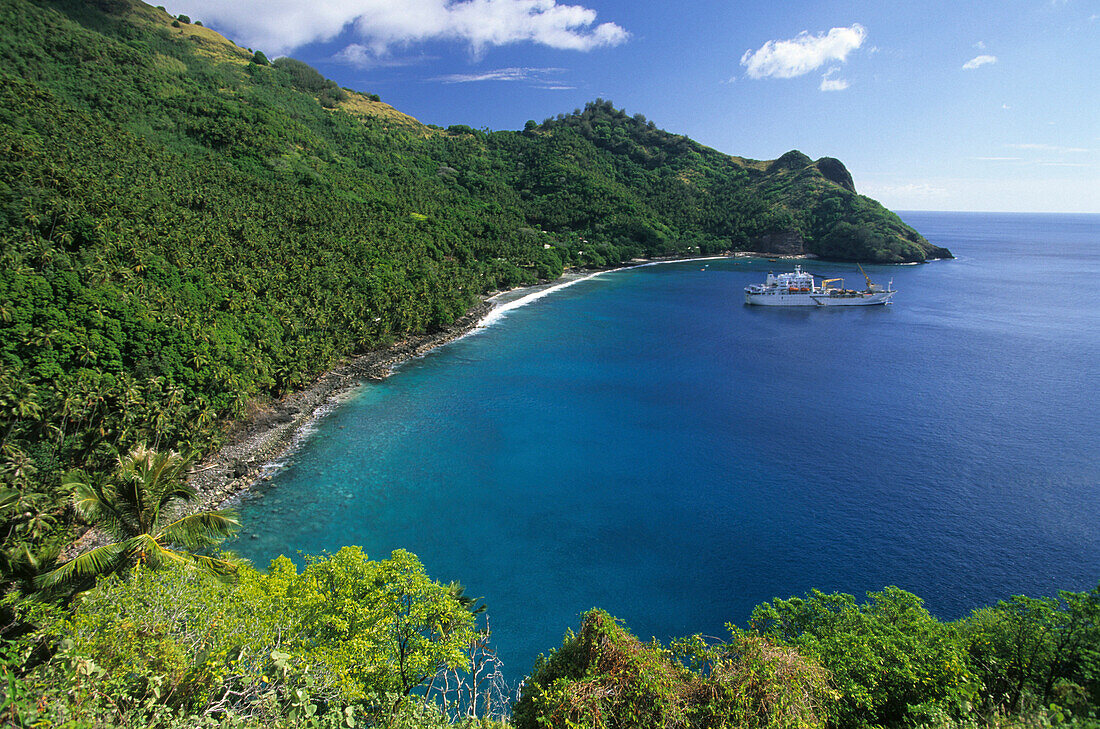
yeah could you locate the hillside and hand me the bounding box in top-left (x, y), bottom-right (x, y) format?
top-left (0, 0), bottom-right (950, 560)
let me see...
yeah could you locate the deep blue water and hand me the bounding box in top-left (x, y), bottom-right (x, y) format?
top-left (228, 211), bottom-right (1100, 686)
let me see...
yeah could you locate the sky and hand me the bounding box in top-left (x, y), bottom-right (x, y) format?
top-left (168, 0), bottom-right (1100, 213)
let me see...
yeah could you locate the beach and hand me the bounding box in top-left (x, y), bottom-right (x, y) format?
top-left (183, 253), bottom-right (791, 513)
top-left (177, 250), bottom-right (819, 516)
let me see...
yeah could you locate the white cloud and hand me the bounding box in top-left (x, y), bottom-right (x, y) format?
top-left (1008, 143), bottom-right (1089, 153)
top-left (334, 43), bottom-right (428, 68)
top-left (432, 66), bottom-right (566, 83)
top-left (974, 40), bottom-right (986, 49)
top-left (740, 24), bottom-right (867, 80)
top-left (171, 0), bottom-right (629, 57)
top-left (962, 54), bottom-right (997, 69)
top-left (860, 181), bottom-right (948, 201)
top-left (819, 67), bottom-right (849, 91)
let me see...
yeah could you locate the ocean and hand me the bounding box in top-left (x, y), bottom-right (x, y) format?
top-left (227, 211), bottom-right (1100, 687)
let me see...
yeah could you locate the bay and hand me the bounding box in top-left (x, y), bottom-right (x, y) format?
top-left (227, 211), bottom-right (1100, 686)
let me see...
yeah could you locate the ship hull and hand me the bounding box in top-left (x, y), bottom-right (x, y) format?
top-left (744, 291), bottom-right (894, 306)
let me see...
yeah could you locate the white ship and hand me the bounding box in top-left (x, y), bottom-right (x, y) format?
top-left (744, 264), bottom-right (895, 306)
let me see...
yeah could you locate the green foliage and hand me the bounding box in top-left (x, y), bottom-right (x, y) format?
top-left (271, 56), bottom-right (347, 105)
top-left (514, 609), bottom-right (692, 728)
top-left (16, 546), bottom-right (478, 725)
top-left (38, 444), bottom-right (239, 591)
top-left (513, 609), bottom-right (833, 729)
top-left (262, 546), bottom-right (479, 701)
top-left (514, 585), bottom-right (1099, 729)
top-left (751, 587), bottom-right (976, 729)
top-left (958, 585), bottom-right (1100, 717)
top-left (673, 629), bottom-right (836, 729)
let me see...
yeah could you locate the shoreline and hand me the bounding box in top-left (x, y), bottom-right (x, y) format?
top-left (186, 251), bottom-right (805, 513)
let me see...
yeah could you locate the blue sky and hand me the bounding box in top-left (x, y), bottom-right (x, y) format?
top-left (170, 0), bottom-right (1099, 213)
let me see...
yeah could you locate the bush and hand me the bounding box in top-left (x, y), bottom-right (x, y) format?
top-left (751, 587), bottom-right (975, 729)
top-left (514, 610), bottom-right (833, 729)
top-left (30, 548), bottom-right (479, 723)
top-left (958, 585), bottom-right (1100, 717)
top-left (674, 631), bottom-right (834, 729)
top-left (318, 87), bottom-right (348, 108)
top-left (514, 609), bottom-right (691, 728)
top-left (272, 57), bottom-right (341, 95)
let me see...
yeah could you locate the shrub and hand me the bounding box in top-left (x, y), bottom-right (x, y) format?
top-left (676, 630), bottom-right (835, 729)
top-left (515, 610), bottom-right (833, 729)
top-left (318, 87), bottom-right (348, 108)
top-left (514, 609), bottom-right (690, 729)
top-left (958, 585), bottom-right (1100, 717)
top-left (751, 587), bottom-right (975, 729)
top-left (32, 548), bottom-right (479, 723)
top-left (272, 57), bottom-right (340, 95)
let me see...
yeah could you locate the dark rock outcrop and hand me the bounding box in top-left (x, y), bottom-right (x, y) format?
top-left (752, 230), bottom-right (804, 255)
top-left (815, 157), bottom-right (856, 192)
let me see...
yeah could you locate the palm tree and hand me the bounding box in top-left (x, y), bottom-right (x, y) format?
top-left (38, 444), bottom-right (239, 590)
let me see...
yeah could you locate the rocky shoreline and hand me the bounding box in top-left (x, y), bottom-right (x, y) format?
top-left (185, 251), bottom-right (814, 514)
top-left (62, 252), bottom-right (809, 558)
top-left (186, 301), bottom-right (492, 512)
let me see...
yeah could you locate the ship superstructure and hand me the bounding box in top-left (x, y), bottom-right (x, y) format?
top-left (744, 264), bottom-right (895, 306)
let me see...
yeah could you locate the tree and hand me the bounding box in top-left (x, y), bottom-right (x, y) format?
top-left (37, 445), bottom-right (238, 590)
top-left (959, 585), bottom-right (1100, 716)
top-left (288, 547), bottom-right (478, 701)
top-left (751, 587), bottom-right (974, 729)
top-left (374, 550), bottom-right (479, 697)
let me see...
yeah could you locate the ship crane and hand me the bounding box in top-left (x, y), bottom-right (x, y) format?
top-left (857, 263), bottom-right (884, 293)
top-left (857, 263), bottom-right (873, 290)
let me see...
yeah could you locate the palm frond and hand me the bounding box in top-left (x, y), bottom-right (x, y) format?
top-left (36, 543), bottom-right (127, 590)
top-left (50, 446), bottom-right (236, 586)
top-left (0, 487), bottom-right (20, 510)
top-left (71, 478), bottom-right (133, 539)
top-left (158, 510), bottom-right (240, 549)
top-left (188, 552), bottom-right (240, 582)
top-left (132, 535), bottom-right (193, 571)
top-left (70, 476), bottom-right (105, 519)
top-left (118, 445), bottom-right (195, 533)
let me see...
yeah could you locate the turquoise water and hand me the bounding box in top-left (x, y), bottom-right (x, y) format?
top-left (228, 211), bottom-right (1100, 685)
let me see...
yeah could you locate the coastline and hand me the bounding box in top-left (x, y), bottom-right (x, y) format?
top-left (186, 252), bottom-right (804, 513)
top-left (186, 300), bottom-right (492, 511)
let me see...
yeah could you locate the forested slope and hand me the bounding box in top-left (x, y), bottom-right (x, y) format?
top-left (0, 0), bottom-right (948, 562)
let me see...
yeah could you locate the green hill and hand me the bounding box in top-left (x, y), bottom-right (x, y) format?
top-left (0, 0), bottom-right (950, 552)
